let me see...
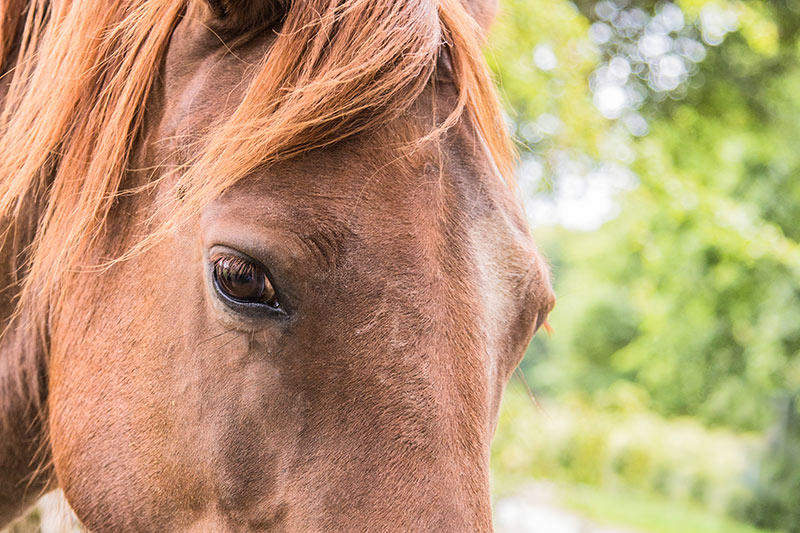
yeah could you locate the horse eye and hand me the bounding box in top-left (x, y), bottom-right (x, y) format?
top-left (211, 254), bottom-right (278, 307)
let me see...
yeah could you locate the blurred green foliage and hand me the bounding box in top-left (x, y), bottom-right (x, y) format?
top-left (560, 483), bottom-right (772, 533)
top-left (488, 0), bottom-right (800, 530)
top-left (487, 0), bottom-right (605, 159)
top-left (492, 386), bottom-right (758, 511)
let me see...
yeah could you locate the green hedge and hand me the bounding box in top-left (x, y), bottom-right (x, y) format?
top-left (491, 383), bottom-right (761, 518)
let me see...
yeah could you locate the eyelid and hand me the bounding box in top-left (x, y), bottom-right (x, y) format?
top-left (210, 249), bottom-right (268, 272)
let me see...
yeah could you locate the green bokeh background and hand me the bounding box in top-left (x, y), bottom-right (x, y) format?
top-left (488, 0), bottom-right (800, 531)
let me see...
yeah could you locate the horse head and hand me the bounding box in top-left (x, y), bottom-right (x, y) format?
top-left (0, 0), bottom-right (554, 530)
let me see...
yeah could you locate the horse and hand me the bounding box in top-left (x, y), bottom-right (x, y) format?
top-left (0, 0), bottom-right (554, 530)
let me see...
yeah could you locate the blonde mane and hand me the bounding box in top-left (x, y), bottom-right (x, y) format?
top-left (0, 0), bottom-right (513, 324)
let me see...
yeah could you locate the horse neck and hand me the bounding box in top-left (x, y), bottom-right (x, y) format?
top-left (0, 46), bottom-right (54, 528)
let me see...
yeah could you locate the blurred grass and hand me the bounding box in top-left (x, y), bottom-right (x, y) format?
top-left (558, 484), bottom-right (776, 533)
top-left (490, 384), bottom-right (773, 530)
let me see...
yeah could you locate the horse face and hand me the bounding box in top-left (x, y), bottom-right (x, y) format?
top-left (47, 2), bottom-right (554, 531)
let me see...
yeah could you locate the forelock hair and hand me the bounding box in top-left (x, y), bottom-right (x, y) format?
top-left (0, 0), bottom-right (513, 339)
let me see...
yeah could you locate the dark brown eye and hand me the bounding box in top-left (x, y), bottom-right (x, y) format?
top-left (211, 254), bottom-right (278, 307)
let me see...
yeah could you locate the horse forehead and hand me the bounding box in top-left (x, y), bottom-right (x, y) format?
top-left (157, 6), bottom-right (541, 286)
top-left (158, 7), bottom-right (528, 241)
top-left (211, 139), bottom-right (540, 293)
top-left (155, 12), bottom-right (276, 142)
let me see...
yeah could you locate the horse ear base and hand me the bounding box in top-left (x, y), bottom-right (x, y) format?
top-left (203, 0), bottom-right (288, 32)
